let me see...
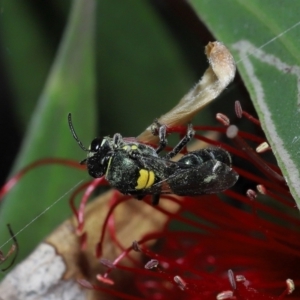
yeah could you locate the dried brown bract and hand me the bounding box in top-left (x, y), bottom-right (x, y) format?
top-left (137, 41), bottom-right (236, 143)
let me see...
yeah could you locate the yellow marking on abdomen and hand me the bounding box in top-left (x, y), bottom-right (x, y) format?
top-left (135, 169), bottom-right (155, 190)
top-left (146, 170), bottom-right (155, 188)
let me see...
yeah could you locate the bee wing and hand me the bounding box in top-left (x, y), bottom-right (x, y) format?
top-left (148, 159), bottom-right (239, 195)
top-left (131, 153), bottom-right (179, 171)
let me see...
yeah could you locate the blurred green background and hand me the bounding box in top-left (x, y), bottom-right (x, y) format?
top-left (0, 0), bottom-right (249, 269)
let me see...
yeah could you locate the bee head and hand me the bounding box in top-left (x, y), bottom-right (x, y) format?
top-left (68, 113), bottom-right (112, 178)
top-left (85, 137), bottom-right (113, 178)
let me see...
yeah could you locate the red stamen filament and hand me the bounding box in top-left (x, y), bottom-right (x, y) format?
top-left (0, 158), bottom-right (84, 199)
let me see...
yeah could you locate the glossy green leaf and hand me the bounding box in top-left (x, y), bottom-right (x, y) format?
top-left (190, 0), bottom-right (300, 207)
top-left (0, 0), bottom-right (96, 266)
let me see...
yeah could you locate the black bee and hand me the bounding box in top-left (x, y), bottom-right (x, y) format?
top-left (68, 113), bottom-right (238, 205)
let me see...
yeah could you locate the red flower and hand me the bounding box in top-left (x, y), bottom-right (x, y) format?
top-left (1, 102), bottom-right (298, 300)
top-left (78, 102), bottom-right (298, 299)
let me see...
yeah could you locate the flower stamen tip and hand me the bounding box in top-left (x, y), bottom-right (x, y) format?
top-left (228, 269), bottom-right (236, 290)
top-left (234, 100), bottom-right (243, 118)
top-left (226, 125), bottom-right (238, 139)
top-left (257, 184), bottom-right (267, 195)
top-left (96, 274), bottom-right (115, 285)
top-left (174, 275), bottom-right (186, 291)
top-left (77, 279), bottom-right (94, 289)
top-left (99, 258), bottom-right (115, 269)
top-left (216, 113), bottom-right (230, 126)
top-left (216, 290), bottom-right (234, 300)
top-left (286, 278), bottom-right (295, 294)
top-left (132, 240), bottom-right (141, 252)
top-left (145, 259), bottom-right (159, 269)
top-left (256, 141), bottom-right (271, 153)
top-left (235, 275), bottom-right (246, 282)
top-left (246, 189), bottom-right (257, 200)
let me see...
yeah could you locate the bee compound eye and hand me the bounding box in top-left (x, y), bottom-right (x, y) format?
top-left (90, 137), bottom-right (103, 152)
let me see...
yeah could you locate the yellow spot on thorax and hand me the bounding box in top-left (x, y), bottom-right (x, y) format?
top-left (122, 145), bottom-right (138, 151)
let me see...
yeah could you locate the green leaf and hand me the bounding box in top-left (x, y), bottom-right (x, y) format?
top-left (190, 0), bottom-right (300, 207)
top-left (96, 0), bottom-right (197, 136)
top-left (0, 0), bottom-right (96, 266)
top-left (0, 0), bottom-right (70, 126)
top-left (0, 0), bottom-right (201, 269)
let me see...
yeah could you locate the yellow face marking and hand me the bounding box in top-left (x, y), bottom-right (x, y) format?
top-left (135, 169), bottom-right (155, 190)
top-left (105, 157), bottom-right (113, 177)
top-left (122, 145), bottom-right (129, 150)
top-left (131, 145), bottom-right (138, 150)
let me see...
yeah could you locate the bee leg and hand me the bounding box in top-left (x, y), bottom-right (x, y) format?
top-left (166, 123), bottom-right (195, 159)
top-left (151, 119), bottom-right (168, 154)
top-left (112, 133), bottom-right (123, 148)
top-left (152, 194), bottom-right (160, 205)
top-left (136, 194), bottom-right (145, 201)
top-left (156, 124), bottom-right (168, 154)
top-left (150, 119), bottom-right (161, 136)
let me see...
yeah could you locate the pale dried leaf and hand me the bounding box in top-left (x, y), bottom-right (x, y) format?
top-left (0, 190), bottom-right (179, 299)
top-left (137, 41), bottom-right (236, 143)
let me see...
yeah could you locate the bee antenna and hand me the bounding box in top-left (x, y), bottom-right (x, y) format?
top-left (68, 113), bottom-right (89, 152)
